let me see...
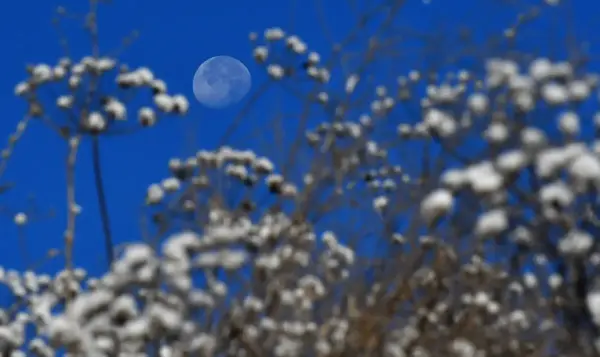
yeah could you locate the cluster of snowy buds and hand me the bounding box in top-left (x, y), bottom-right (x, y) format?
top-left (14, 56), bottom-right (189, 135)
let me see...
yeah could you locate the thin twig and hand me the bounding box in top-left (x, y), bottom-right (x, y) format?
top-left (0, 115), bottom-right (32, 181)
top-left (65, 135), bottom-right (81, 271)
top-left (92, 135), bottom-right (114, 266)
top-left (16, 226), bottom-right (29, 270)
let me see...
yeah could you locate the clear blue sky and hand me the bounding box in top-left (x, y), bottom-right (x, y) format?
top-left (0, 0), bottom-right (598, 277)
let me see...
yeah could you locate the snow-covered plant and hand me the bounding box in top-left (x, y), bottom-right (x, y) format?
top-left (3, 0), bottom-right (600, 356)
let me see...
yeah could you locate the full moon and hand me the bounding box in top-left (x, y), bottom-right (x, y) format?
top-left (192, 56), bottom-right (252, 109)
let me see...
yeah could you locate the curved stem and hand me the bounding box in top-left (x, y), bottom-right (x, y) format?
top-left (65, 135), bottom-right (81, 272)
top-left (91, 135), bottom-right (114, 266)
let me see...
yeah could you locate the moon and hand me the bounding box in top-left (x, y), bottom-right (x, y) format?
top-left (192, 56), bottom-right (252, 109)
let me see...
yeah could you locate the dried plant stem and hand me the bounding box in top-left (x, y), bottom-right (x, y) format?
top-left (87, 0), bottom-right (100, 58)
top-left (0, 115), bottom-right (31, 181)
top-left (65, 136), bottom-right (81, 271)
top-left (16, 227), bottom-right (29, 269)
top-left (92, 136), bottom-right (114, 266)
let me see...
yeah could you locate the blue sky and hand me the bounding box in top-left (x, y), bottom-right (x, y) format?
top-left (0, 0), bottom-right (598, 277)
